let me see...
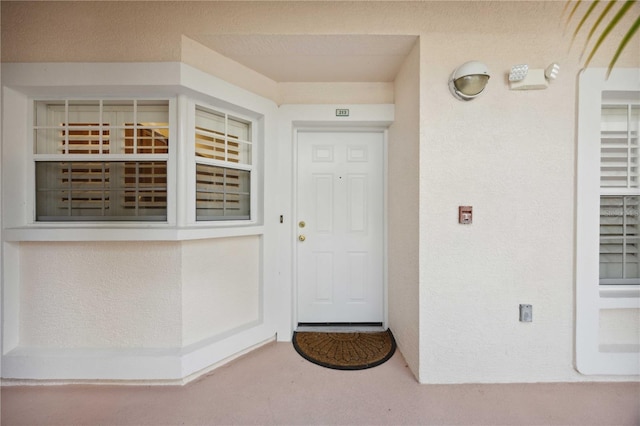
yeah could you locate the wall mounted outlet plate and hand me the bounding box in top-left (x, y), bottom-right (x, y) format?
top-left (519, 304), bottom-right (532, 322)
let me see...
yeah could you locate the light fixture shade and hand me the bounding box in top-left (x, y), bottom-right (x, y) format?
top-left (449, 61), bottom-right (490, 101)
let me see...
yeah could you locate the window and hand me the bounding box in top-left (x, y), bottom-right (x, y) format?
top-left (2, 62), bottom-right (273, 239)
top-left (194, 105), bottom-right (252, 221)
top-left (599, 101), bottom-right (640, 285)
top-left (576, 68), bottom-right (640, 375)
top-left (33, 100), bottom-right (169, 221)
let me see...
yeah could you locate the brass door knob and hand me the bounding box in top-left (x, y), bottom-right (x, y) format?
top-left (298, 235), bottom-right (306, 242)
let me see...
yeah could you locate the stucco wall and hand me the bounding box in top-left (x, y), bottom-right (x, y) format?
top-left (181, 35), bottom-right (279, 102)
top-left (419, 31), bottom-right (581, 383)
top-left (182, 237), bottom-right (261, 347)
top-left (181, 35), bottom-right (394, 105)
top-left (4, 1), bottom-right (636, 66)
top-left (388, 40), bottom-right (420, 379)
top-left (19, 242), bottom-right (182, 348)
top-left (2, 0), bottom-right (639, 383)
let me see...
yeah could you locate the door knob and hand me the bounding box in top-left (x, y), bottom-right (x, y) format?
top-left (298, 235), bottom-right (306, 242)
top-left (299, 221), bottom-right (306, 228)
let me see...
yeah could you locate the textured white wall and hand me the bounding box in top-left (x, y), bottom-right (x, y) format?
top-left (20, 242), bottom-right (182, 348)
top-left (599, 309), bottom-right (640, 346)
top-left (182, 237), bottom-right (261, 347)
top-left (388, 40), bottom-right (420, 379)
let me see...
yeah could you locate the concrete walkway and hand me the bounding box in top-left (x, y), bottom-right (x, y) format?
top-left (1, 342), bottom-right (639, 425)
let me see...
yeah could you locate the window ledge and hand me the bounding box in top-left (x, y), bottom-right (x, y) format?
top-left (599, 344), bottom-right (640, 353)
top-left (599, 285), bottom-right (640, 309)
top-left (3, 225), bottom-right (264, 242)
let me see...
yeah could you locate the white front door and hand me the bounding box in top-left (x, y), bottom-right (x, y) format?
top-left (296, 130), bottom-right (384, 324)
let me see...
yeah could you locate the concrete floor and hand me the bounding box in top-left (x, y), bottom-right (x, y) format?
top-left (1, 342), bottom-right (639, 425)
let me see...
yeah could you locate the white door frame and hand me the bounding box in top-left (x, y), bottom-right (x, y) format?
top-left (276, 105), bottom-right (395, 340)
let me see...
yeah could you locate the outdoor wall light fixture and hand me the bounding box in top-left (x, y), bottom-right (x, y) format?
top-left (508, 63), bottom-right (560, 90)
top-left (448, 61), bottom-right (491, 101)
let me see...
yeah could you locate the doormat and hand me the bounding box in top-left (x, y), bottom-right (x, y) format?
top-left (292, 329), bottom-right (396, 370)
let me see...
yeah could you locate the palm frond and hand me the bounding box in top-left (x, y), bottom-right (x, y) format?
top-left (571, 1), bottom-right (601, 49)
top-left (606, 14), bottom-right (640, 77)
top-left (567, 0), bottom-right (639, 77)
top-left (579, 0), bottom-right (617, 59)
top-left (565, 0), bottom-right (584, 25)
top-left (562, 0), bottom-right (576, 20)
top-left (584, 0), bottom-right (637, 68)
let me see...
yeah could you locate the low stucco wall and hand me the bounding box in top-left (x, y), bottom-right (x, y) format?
top-left (17, 237), bottom-right (261, 351)
top-left (182, 236), bottom-right (261, 347)
top-left (19, 241), bottom-right (183, 349)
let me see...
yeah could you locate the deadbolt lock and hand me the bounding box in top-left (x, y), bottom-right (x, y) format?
top-left (298, 235), bottom-right (306, 242)
top-left (298, 221), bottom-right (306, 228)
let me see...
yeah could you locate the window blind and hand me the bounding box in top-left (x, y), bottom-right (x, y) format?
top-left (34, 100), bottom-right (169, 221)
top-left (194, 106), bottom-right (252, 221)
top-left (599, 98), bottom-right (640, 284)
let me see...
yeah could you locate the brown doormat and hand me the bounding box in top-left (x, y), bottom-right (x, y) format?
top-left (292, 329), bottom-right (396, 370)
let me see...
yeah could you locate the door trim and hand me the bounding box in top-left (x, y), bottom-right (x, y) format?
top-left (276, 104), bottom-right (395, 341)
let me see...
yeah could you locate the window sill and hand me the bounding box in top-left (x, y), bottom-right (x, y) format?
top-left (3, 224), bottom-right (264, 242)
top-left (599, 344), bottom-right (640, 353)
top-left (599, 285), bottom-right (640, 309)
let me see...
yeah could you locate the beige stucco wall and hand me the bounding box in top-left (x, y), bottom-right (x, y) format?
top-left (17, 238), bottom-right (262, 350)
top-left (419, 30), bottom-right (581, 382)
top-left (2, 0), bottom-right (639, 383)
top-left (3, 1), bottom-right (637, 102)
top-left (182, 237), bottom-right (260, 347)
top-left (388, 39), bottom-right (420, 378)
top-left (4, 1), bottom-right (637, 67)
top-left (19, 242), bottom-right (183, 349)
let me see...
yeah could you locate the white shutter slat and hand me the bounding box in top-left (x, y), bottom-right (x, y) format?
top-left (600, 104), bottom-right (639, 189)
top-left (600, 195), bottom-right (640, 281)
top-left (600, 103), bottom-right (639, 280)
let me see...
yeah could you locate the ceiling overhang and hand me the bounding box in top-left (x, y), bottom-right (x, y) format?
top-left (190, 34), bottom-right (418, 82)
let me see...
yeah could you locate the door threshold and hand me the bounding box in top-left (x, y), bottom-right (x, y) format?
top-left (296, 322), bottom-right (384, 333)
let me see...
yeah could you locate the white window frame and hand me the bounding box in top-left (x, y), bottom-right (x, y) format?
top-left (599, 100), bottom-right (640, 285)
top-left (31, 99), bottom-right (173, 222)
top-left (1, 62), bottom-right (275, 242)
top-left (188, 100), bottom-right (258, 224)
top-left (576, 67), bottom-right (640, 375)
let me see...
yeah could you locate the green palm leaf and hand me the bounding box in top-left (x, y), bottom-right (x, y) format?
top-left (579, 0), bottom-right (617, 59)
top-left (606, 14), bottom-right (640, 77)
top-left (566, 0), bottom-right (640, 78)
top-left (571, 1), bottom-right (600, 46)
top-left (565, 0), bottom-right (584, 25)
top-left (584, 0), bottom-right (637, 68)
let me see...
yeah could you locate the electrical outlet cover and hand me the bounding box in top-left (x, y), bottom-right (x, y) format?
top-left (519, 304), bottom-right (532, 322)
